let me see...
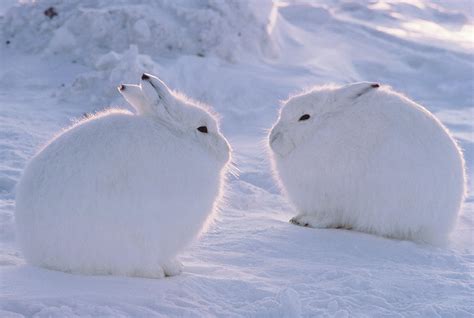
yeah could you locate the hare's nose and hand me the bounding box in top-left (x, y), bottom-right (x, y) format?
top-left (118, 84), bottom-right (125, 91)
top-left (141, 73), bottom-right (150, 80)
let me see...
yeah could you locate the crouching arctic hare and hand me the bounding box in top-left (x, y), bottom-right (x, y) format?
top-left (269, 82), bottom-right (466, 244)
top-left (15, 74), bottom-right (231, 277)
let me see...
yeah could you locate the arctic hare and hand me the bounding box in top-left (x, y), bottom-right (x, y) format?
top-left (269, 82), bottom-right (466, 244)
top-left (15, 74), bottom-right (231, 277)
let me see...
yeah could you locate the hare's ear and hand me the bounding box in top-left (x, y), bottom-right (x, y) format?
top-left (140, 73), bottom-right (173, 107)
top-left (339, 82), bottom-right (379, 100)
top-left (118, 84), bottom-right (150, 115)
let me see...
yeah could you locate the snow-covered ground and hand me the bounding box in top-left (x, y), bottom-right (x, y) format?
top-left (1, 0), bottom-right (473, 316)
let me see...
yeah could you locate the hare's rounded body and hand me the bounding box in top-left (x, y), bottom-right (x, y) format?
top-left (269, 83), bottom-right (465, 244)
top-left (16, 74), bottom-right (230, 277)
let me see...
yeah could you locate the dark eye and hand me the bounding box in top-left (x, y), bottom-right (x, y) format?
top-left (197, 126), bottom-right (208, 133)
top-left (299, 114), bottom-right (310, 121)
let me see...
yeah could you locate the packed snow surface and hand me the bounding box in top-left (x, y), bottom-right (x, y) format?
top-left (1, 0), bottom-right (473, 317)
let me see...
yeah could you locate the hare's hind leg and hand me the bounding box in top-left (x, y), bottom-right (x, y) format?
top-left (162, 259), bottom-right (183, 277)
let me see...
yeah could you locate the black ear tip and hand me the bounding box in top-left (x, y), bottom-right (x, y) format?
top-left (141, 73), bottom-right (150, 80)
top-left (371, 83), bottom-right (380, 88)
top-left (118, 84), bottom-right (125, 91)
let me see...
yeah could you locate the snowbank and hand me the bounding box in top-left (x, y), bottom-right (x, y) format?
top-left (1, 0), bottom-right (278, 105)
top-left (2, 0), bottom-right (277, 62)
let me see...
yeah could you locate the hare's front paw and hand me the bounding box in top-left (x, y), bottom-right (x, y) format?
top-left (289, 215), bottom-right (336, 229)
top-left (162, 259), bottom-right (183, 277)
top-left (290, 216), bottom-right (310, 227)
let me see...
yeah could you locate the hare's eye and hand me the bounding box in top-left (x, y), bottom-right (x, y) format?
top-left (299, 114), bottom-right (310, 121)
top-left (197, 126), bottom-right (208, 133)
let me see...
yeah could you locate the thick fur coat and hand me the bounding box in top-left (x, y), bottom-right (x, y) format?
top-left (15, 74), bottom-right (231, 277)
top-left (269, 82), bottom-right (466, 244)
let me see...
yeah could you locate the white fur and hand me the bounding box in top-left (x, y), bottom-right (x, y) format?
top-left (15, 74), bottom-right (231, 277)
top-left (269, 82), bottom-right (466, 244)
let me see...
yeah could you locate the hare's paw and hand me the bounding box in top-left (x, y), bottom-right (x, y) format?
top-left (289, 215), bottom-right (336, 229)
top-left (290, 215), bottom-right (310, 227)
top-left (162, 259), bottom-right (183, 277)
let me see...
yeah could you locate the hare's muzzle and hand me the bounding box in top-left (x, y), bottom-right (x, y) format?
top-left (270, 131), bottom-right (282, 146)
top-left (269, 127), bottom-right (295, 157)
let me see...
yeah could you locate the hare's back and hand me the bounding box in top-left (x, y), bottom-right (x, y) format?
top-left (17, 114), bottom-right (176, 212)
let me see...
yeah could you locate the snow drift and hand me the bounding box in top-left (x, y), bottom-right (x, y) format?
top-left (2, 0), bottom-right (277, 62)
top-left (1, 0), bottom-right (279, 107)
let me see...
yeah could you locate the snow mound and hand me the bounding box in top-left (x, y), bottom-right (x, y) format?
top-left (1, 0), bottom-right (278, 107)
top-left (1, 0), bottom-right (277, 63)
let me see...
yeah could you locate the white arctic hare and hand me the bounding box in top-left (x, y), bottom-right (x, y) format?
top-left (15, 73), bottom-right (231, 277)
top-left (269, 82), bottom-right (466, 244)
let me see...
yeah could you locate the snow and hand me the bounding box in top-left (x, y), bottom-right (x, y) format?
top-left (1, 0), bottom-right (473, 316)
